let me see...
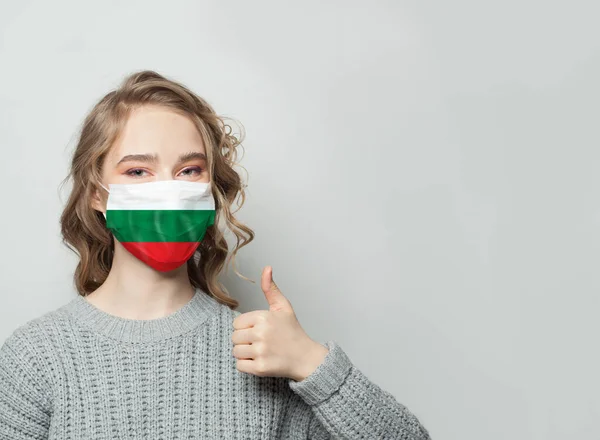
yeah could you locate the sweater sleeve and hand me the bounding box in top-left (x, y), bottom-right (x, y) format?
top-left (288, 340), bottom-right (431, 440)
top-left (0, 330), bottom-right (51, 440)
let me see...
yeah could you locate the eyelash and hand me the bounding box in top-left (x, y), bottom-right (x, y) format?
top-left (124, 167), bottom-right (204, 178)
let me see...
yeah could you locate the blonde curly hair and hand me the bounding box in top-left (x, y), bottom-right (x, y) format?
top-left (59, 70), bottom-right (255, 310)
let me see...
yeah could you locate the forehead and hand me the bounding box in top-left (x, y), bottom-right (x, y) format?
top-left (110, 105), bottom-right (206, 158)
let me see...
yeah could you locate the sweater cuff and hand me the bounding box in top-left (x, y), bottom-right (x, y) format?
top-left (288, 340), bottom-right (353, 406)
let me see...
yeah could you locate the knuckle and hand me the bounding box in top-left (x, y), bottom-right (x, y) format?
top-left (253, 328), bottom-right (267, 341)
top-left (258, 312), bottom-right (269, 323)
top-left (255, 361), bottom-right (267, 375)
top-left (254, 343), bottom-right (265, 357)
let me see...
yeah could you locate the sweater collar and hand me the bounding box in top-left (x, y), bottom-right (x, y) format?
top-left (62, 287), bottom-right (221, 343)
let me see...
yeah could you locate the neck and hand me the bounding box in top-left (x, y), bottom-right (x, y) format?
top-left (85, 240), bottom-right (196, 320)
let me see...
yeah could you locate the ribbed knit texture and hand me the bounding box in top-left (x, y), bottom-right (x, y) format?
top-left (0, 288), bottom-right (431, 439)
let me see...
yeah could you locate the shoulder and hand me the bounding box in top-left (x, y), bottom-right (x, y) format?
top-left (0, 310), bottom-right (57, 410)
top-left (0, 307), bottom-right (60, 369)
top-left (217, 303), bottom-right (241, 334)
top-left (2, 310), bottom-right (54, 344)
top-left (0, 301), bottom-right (70, 362)
top-left (213, 298), bottom-right (242, 321)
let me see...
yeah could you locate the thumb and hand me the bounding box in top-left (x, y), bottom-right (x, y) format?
top-left (261, 266), bottom-right (293, 313)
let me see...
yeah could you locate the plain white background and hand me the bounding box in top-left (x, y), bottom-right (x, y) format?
top-left (0, 1), bottom-right (598, 439)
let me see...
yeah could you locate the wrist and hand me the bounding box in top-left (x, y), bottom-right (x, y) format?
top-left (291, 341), bottom-right (329, 382)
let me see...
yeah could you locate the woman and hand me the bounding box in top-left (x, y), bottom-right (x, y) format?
top-left (0, 70), bottom-right (431, 439)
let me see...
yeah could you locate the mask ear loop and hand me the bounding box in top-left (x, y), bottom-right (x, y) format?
top-left (99, 183), bottom-right (109, 218)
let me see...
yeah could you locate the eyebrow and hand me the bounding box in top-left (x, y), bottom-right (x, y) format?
top-left (116, 151), bottom-right (207, 167)
top-left (174, 152), bottom-right (207, 167)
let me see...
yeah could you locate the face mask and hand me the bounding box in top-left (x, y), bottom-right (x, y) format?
top-left (100, 180), bottom-right (216, 272)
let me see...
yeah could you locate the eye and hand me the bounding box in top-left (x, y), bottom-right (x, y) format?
top-left (179, 166), bottom-right (203, 177)
top-left (125, 168), bottom-right (149, 178)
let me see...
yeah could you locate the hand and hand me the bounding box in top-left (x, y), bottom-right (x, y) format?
top-left (232, 265), bottom-right (330, 382)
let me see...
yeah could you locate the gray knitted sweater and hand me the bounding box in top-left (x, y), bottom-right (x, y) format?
top-left (0, 288), bottom-right (430, 439)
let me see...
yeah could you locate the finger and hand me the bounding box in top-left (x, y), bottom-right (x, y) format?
top-left (232, 343), bottom-right (255, 360)
top-left (236, 358), bottom-right (255, 373)
top-left (231, 328), bottom-right (257, 345)
top-left (261, 266), bottom-right (279, 294)
top-left (261, 266), bottom-right (292, 312)
top-left (232, 310), bottom-right (268, 330)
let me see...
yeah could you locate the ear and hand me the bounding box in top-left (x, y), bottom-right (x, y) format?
top-left (90, 185), bottom-right (106, 214)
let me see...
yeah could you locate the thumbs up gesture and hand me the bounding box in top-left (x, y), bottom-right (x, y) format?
top-left (232, 266), bottom-right (330, 382)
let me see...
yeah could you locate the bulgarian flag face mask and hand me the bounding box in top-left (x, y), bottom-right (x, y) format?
top-left (100, 180), bottom-right (216, 272)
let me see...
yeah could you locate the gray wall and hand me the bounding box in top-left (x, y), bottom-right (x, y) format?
top-left (0, 1), bottom-right (597, 439)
